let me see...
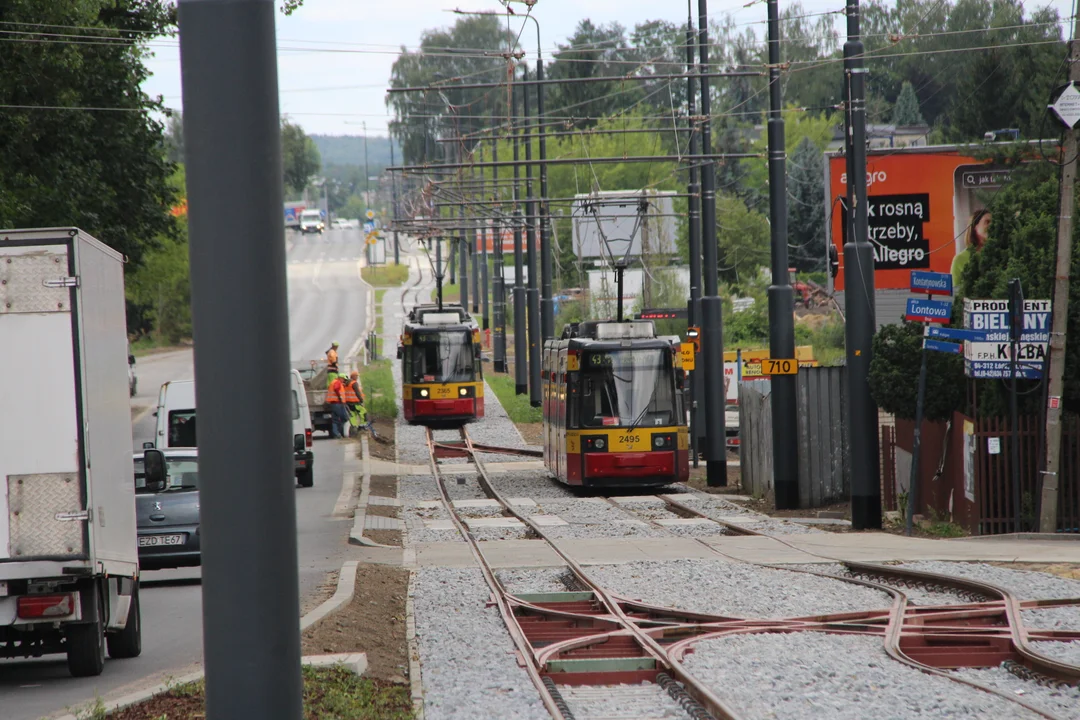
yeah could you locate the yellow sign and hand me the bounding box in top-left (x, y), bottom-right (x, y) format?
top-left (366, 231), bottom-right (378, 245)
top-left (366, 210), bottom-right (375, 220)
top-left (680, 343), bottom-right (696, 371)
top-left (762, 358), bottom-right (798, 375)
top-left (431, 386), bottom-right (455, 399)
top-left (566, 354), bottom-right (580, 371)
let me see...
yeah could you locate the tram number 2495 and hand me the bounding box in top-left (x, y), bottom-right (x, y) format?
top-left (617, 434), bottom-right (641, 445)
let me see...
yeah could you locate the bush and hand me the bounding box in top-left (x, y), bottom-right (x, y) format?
top-left (868, 321), bottom-right (965, 421)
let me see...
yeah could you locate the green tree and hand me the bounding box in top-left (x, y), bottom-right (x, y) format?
top-left (892, 81), bottom-right (926, 125)
top-left (165, 112), bottom-right (185, 164)
top-left (787, 136), bottom-right (826, 271)
top-left (869, 322), bottom-right (966, 421)
top-left (716, 193), bottom-right (770, 283)
top-left (547, 21), bottom-right (642, 128)
top-left (0, 0), bottom-right (177, 271)
top-left (281, 119), bottom-right (320, 195)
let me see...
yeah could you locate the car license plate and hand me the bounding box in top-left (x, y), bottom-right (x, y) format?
top-left (432, 386), bottom-right (455, 399)
top-left (139, 534), bottom-right (185, 547)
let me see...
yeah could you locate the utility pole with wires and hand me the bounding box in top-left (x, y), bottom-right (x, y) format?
top-left (766, 0), bottom-right (800, 510)
top-left (513, 79), bottom-right (529, 395)
top-left (697, 0), bottom-right (727, 487)
top-left (524, 65), bottom-right (542, 407)
top-left (843, 0), bottom-right (882, 530)
top-left (1039, 18), bottom-right (1080, 533)
top-left (538, 57), bottom-right (556, 345)
top-left (685, 13), bottom-right (703, 469)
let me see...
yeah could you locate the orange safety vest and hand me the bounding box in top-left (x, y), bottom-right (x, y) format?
top-left (326, 348), bottom-right (339, 370)
top-left (327, 378), bottom-right (347, 404)
top-left (341, 380), bottom-right (361, 404)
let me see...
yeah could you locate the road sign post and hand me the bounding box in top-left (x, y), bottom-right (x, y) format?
top-left (177, 1), bottom-right (303, 718)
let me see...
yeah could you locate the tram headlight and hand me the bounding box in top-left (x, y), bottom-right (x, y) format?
top-left (459, 387), bottom-right (468, 396)
top-left (583, 435), bottom-right (608, 452)
top-left (654, 436), bottom-right (665, 448)
top-left (419, 388), bottom-right (429, 398)
top-left (651, 432), bottom-right (675, 450)
top-left (594, 438), bottom-right (605, 449)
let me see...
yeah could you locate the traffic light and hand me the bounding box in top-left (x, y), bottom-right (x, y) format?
top-left (686, 326), bottom-right (701, 354)
top-left (1008, 278), bottom-right (1024, 343)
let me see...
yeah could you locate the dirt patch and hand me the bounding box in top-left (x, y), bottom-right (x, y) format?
top-left (367, 504), bottom-right (400, 519)
top-left (301, 563), bottom-right (411, 682)
top-left (366, 529), bottom-right (403, 547)
top-left (516, 421), bottom-right (544, 446)
top-left (987, 562), bottom-right (1080, 580)
top-left (301, 570), bottom-right (340, 616)
top-left (370, 475), bottom-right (398, 498)
top-left (686, 466), bottom-right (742, 493)
top-left (366, 418), bottom-right (397, 461)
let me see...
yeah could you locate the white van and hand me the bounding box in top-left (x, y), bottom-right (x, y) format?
top-left (152, 371), bottom-right (315, 487)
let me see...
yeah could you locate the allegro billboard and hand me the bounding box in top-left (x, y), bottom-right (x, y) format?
top-left (827, 148), bottom-right (1011, 292)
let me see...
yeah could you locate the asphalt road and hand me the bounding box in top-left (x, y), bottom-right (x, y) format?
top-left (0, 230), bottom-right (368, 720)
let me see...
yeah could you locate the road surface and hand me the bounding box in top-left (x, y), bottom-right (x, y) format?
top-left (0, 229), bottom-right (369, 720)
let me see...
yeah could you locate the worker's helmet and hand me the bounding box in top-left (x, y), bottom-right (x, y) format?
top-left (331, 341), bottom-right (340, 347)
top-left (350, 370), bottom-right (359, 379)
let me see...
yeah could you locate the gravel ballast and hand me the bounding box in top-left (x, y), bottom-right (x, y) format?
top-left (1021, 605), bottom-right (1080, 631)
top-left (899, 562), bottom-right (1080, 601)
top-left (1031, 640), bottom-right (1080, 665)
top-left (496, 568), bottom-right (578, 595)
top-left (586, 559), bottom-right (891, 619)
top-left (537, 499), bottom-right (669, 539)
top-left (558, 683), bottom-right (692, 720)
top-left (413, 567), bottom-right (549, 720)
top-left (952, 665), bottom-right (1080, 719)
top-left (682, 632), bottom-right (1045, 720)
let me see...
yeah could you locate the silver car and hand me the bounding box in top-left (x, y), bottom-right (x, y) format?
top-left (133, 449), bottom-right (200, 570)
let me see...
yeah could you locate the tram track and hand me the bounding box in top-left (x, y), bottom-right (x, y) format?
top-left (424, 425), bottom-right (739, 720)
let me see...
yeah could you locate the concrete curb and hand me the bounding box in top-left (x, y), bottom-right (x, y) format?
top-left (349, 435), bottom-right (396, 549)
top-left (56, 560), bottom-right (364, 720)
top-left (333, 447), bottom-right (360, 519)
top-left (406, 571), bottom-right (425, 720)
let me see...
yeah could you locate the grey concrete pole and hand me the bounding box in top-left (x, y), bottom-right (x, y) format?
top-left (698, 0), bottom-right (726, 486)
top-left (685, 17), bottom-right (702, 468)
top-left (537, 58), bottom-right (555, 342)
top-left (523, 66), bottom-right (542, 406)
top-left (390, 141), bottom-right (400, 265)
top-left (767, 0), bottom-right (799, 509)
top-left (492, 130), bottom-right (506, 371)
top-left (513, 82), bottom-right (528, 394)
top-left (177, 2), bottom-right (302, 718)
top-left (843, 0), bottom-right (882, 529)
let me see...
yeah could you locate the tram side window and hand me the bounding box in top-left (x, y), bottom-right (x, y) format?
top-left (581, 349), bottom-right (675, 428)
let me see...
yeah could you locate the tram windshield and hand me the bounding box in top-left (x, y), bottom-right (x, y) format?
top-left (408, 330), bottom-right (475, 383)
top-left (580, 349), bottom-right (675, 427)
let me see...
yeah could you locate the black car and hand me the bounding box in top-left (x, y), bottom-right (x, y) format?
top-left (133, 450), bottom-right (201, 570)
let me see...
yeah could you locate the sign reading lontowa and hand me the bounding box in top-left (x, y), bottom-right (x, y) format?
top-left (905, 297), bottom-right (953, 323)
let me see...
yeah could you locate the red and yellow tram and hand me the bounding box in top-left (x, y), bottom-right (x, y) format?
top-left (542, 320), bottom-right (689, 487)
top-left (399, 304), bottom-right (484, 424)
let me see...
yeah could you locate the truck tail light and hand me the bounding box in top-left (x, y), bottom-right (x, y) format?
top-left (305, 428), bottom-right (313, 448)
top-left (18, 593), bottom-right (75, 619)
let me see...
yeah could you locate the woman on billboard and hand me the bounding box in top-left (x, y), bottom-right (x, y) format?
top-left (951, 209), bottom-right (991, 291)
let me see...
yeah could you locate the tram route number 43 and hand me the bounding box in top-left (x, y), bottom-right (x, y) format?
top-left (762, 358), bottom-right (798, 375)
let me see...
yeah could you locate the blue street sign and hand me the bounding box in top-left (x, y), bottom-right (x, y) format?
top-left (906, 298), bottom-right (953, 323)
top-left (910, 271), bottom-right (953, 296)
top-left (925, 326), bottom-right (988, 342)
top-left (923, 338), bottom-right (963, 354)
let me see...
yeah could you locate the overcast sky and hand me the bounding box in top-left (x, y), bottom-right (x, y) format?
top-left (143, 0), bottom-right (1074, 138)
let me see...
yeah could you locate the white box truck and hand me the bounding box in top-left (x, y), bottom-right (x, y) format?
top-left (0, 228), bottom-right (142, 677)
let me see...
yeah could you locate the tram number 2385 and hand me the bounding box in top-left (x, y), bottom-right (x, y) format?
top-left (762, 358), bottom-right (798, 375)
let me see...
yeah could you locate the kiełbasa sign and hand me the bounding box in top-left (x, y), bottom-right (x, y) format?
top-left (963, 298), bottom-right (1051, 378)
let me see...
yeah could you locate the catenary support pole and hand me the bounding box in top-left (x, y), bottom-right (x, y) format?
top-left (479, 143), bottom-right (490, 334)
top-left (492, 126), bottom-right (506, 371)
top-left (390, 141), bottom-right (400, 265)
top-left (698, 0), bottom-right (726, 486)
top-left (766, 0), bottom-right (800, 509)
top-left (177, 3), bottom-right (302, 719)
top-left (1040, 16), bottom-right (1079, 532)
top-left (686, 14), bottom-right (703, 469)
top-left (524, 66), bottom-right (542, 407)
top-left (513, 82), bottom-right (529, 394)
top-left (538, 58), bottom-right (555, 342)
top-left (843, 0), bottom-right (882, 529)
top-left (456, 129), bottom-right (470, 314)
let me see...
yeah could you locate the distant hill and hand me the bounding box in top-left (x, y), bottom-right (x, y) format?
top-left (310, 134), bottom-right (400, 169)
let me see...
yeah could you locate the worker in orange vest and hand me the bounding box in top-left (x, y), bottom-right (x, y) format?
top-left (341, 371), bottom-right (364, 436)
top-left (325, 342), bottom-right (340, 386)
top-left (327, 373), bottom-right (349, 439)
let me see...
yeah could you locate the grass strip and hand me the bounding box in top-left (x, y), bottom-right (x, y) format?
top-left (96, 665), bottom-right (412, 720)
top-left (362, 265), bottom-right (409, 287)
top-left (486, 373), bottom-right (540, 423)
top-left (361, 358), bottom-right (397, 419)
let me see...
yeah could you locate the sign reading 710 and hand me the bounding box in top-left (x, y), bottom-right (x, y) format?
top-left (762, 358), bottom-right (798, 375)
